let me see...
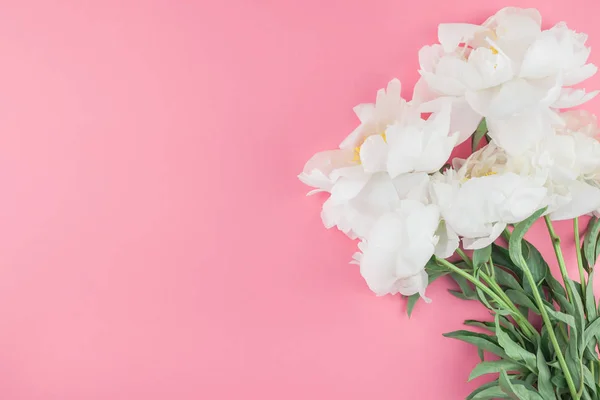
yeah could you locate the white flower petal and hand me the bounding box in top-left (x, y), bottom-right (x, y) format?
top-left (434, 221), bottom-right (459, 258)
top-left (463, 222), bottom-right (507, 250)
top-left (397, 270), bottom-right (429, 298)
top-left (419, 97), bottom-right (482, 145)
top-left (487, 111), bottom-right (553, 155)
top-left (519, 32), bottom-right (563, 79)
top-left (419, 70), bottom-right (466, 97)
top-left (359, 134), bottom-right (388, 173)
top-left (353, 103), bottom-right (375, 123)
top-left (386, 125), bottom-right (423, 177)
top-left (563, 63), bottom-right (597, 86)
top-left (552, 88), bottom-right (600, 109)
top-left (360, 246), bottom-right (399, 296)
top-left (392, 172), bottom-right (431, 203)
top-left (438, 23), bottom-right (485, 53)
top-left (550, 180), bottom-right (600, 220)
top-left (418, 44), bottom-right (445, 73)
top-left (412, 76), bottom-right (440, 104)
top-left (329, 175), bottom-right (371, 203)
top-left (298, 149), bottom-right (355, 192)
top-left (468, 47), bottom-right (514, 89)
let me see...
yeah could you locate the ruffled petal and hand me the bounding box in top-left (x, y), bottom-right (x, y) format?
top-left (438, 23), bottom-right (485, 53)
top-left (552, 88), bottom-right (600, 109)
top-left (359, 134), bottom-right (388, 173)
top-left (549, 180), bottom-right (600, 220)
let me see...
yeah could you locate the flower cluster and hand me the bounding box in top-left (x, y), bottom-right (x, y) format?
top-left (299, 7), bottom-right (600, 300)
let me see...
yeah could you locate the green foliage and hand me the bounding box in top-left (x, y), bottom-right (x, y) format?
top-left (427, 211), bottom-right (600, 399)
top-left (471, 118), bottom-right (488, 153)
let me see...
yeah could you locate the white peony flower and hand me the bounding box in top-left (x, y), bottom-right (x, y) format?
top-left (533, 120), bottom-right (600, 220)
top-left (359, 100), bottom-right (458, 177)
top-left (321, 172), bottom-right (430, 239)
top-left (414, 7), bottom-right (599, 155)
top-left (299, 78), bottom-right (459, 239)
top-left (432, 143), bottom-right (548, 249)
top-left (353, 199), bottom-right (457, 298)
top-left (297, 149), bottom-right (358, 195)
top-left (339, 78), bottom-right (409, 150)
top-left (558, 109), bottom-right (600, 138)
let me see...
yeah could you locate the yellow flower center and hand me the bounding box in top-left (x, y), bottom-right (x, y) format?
top-left (353, 132), bottom-right (387, 163)
top-left (462, 170), bottom-right (497, 182)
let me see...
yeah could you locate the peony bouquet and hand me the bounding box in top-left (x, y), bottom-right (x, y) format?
top-left (299, 7), bottom-right (600, 400)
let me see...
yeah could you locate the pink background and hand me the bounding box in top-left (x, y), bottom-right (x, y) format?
top-left (0, 1), bottom-right (599, 399)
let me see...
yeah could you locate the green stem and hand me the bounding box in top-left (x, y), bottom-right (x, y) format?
top-left (574, 217), bottom-right (587, 299)
top-left (436, 257), bottom-right (537, 341)
top-left (544, 216), bottom-right (575, 300)
top-left (518, 252), bottom-right (580, 399)
top-left (453, 249), bottom-right (535, 340)
top-left (478, 272), bottom-right (537, 339)
top-left (487, 257), bottom-right (495, 279)
top-left (455, 248), bottom-right (473, 268)
top-left (501, 227), bottom-right (512, 242)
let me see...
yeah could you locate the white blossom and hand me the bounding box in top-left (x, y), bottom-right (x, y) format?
top-left (414, 7), bottom-right (598, 155)
top-left (354, 200), bottom-right (456, 297)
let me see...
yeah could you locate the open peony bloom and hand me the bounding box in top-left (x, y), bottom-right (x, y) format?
top-left (414, 7), bottom-right (599, 155)
top-left (320, 171), bottom-right (430, 239)
top-left (431, 143), bottom-right (548, 249)
top-left (534, 119), bottom-right (600, 220)
top-left (339, 78), bottom-right (409, 150)
top-left (299, 78), bottom-right (458, 239)
top-left (299, 7), bottom-right (600, 308)
top-left (298, 10), bottom-right (600, 396)
top-left (353, 200), bottom-right (457, 298)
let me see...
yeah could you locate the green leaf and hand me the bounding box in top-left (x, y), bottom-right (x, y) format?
top-left (449, 272), bottom-right (477, 300)
top-left (566, 279), bottom-right (586, 346)
top-left (585, 271), bottom-right (597, 321)
top-left (464, 320), bottom-right (495, 333)
top-left (583, 364), bottom-right (597, 394)
top-left (444, 330), bottom-right (508, 359)
top-left (471, 118), bottom-right (487, 153)
top-left (475, 285), bottom-right (495, 310)
top-left (505, 290), bottom-right (539, 314)
top-left (565, 330), bottom-right (583, 391)
top-left (540, 326), bottom-right (553, 360)
top-left (524, 372), bottom-right (536, 386)
top-left (545, 305), bottom-right (576, 330)
top-left (552, 288), bottom-right (574, 316)
top-left (551, 374), bottom-right (567, 389)
top-left (536, 345), bottom-right (556, 400)
top-left (471, 385), bottom-right (511, 400)
top-left (545, 273), bottom-right (567, 303)
top-left (584, 217), bottom-right (600, 270)
top-left (465, 318), bottom-right (526, 347)
top-left (406, 270), bottom-right (447, 317)
top-left (499, 370), bottom-right (544, 400)
top-left (469, 360), bottom-right (527, 381)
top-left (492, 244), bottom-right (522, 277)
top-left (495, 316), bottom-right (537, 372)
top-left (583, 317), bottom-right (600, 350)
top-left (521, 241), bottom-right (549, 289)
top-left (473, 245), bottom-right (492, 272)
top-left (509, 208), bottom-right (547, 269)
top-left (494, 267), bottom-right (522, 291)
top-left (406, 294), bottom-right (419, 318)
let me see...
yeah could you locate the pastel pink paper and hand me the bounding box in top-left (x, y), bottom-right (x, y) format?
top-left (0, 1), bottom-right (598, 399)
